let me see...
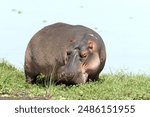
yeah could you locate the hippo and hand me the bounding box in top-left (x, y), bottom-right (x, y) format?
top-left (24, 23), bottom-right (106, 85)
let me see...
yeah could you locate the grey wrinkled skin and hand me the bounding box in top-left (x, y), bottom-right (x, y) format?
top-left (24, 23), bottom-right (106, 85)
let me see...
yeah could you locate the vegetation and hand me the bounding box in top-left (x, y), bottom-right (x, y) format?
top-left (0, 60), bottom-right (150, 100)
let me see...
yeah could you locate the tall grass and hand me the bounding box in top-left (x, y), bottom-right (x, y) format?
top-left (0, 60), bottom-right (150, 100)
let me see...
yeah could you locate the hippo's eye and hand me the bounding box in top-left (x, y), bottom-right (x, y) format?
top-left (80, 51), bottom-right (88, 58)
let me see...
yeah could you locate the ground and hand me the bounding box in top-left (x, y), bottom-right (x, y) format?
top-left (0, 60), bottom-right (150, 100)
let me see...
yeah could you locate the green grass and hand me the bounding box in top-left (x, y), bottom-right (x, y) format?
top-left (0, 60), bottom-right (150, 100)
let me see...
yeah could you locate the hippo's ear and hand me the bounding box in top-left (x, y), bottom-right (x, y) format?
top-left (88, 40), bottom-right (97, 52)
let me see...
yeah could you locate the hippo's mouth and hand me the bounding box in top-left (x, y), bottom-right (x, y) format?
top-left (57, 71), bottom-right (89, 84)
top-left (66, 72), bottom-right (89, 84)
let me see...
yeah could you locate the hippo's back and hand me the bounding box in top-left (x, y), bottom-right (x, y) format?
top-left (25, 23), bottom-right (101, 66)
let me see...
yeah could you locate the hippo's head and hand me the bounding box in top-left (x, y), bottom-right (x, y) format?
top-left (57, 34), bottom-right (102, 84)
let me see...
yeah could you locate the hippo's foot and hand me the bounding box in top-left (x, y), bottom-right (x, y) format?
top-left (25, 74), bottom-right (36, 84)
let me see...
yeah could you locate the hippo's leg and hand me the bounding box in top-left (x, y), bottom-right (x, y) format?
top-left (25, 71), bottom-right (37, 84)
top-left (88, 74), bottom-right (99, 82)
top-left (94, 75), bottom-right (99, 81)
